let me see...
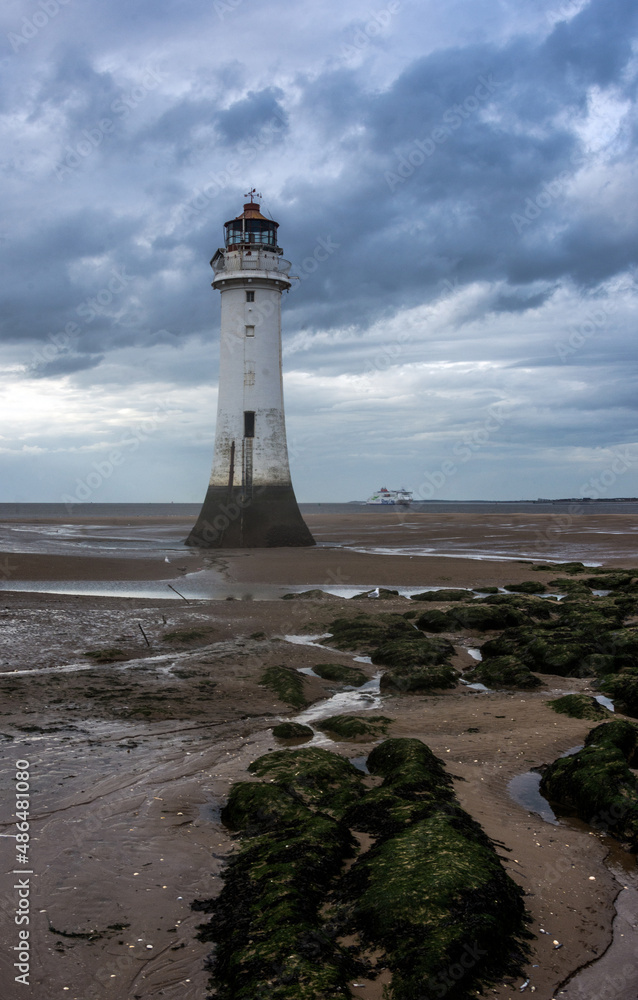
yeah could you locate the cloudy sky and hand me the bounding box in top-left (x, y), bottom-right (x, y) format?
top-left (1, 0), bottom-right (637, 503)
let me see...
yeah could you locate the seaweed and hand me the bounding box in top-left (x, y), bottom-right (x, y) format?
top-left (409, 589), bottom-right (475, 602)
top-left (282, 589), bottom-right (334, 600)
top-left (547, 578), bottom-right (593, 596)
top-left (339, 739), bottom-right (529, 999)
top-left (272, 722), bottom-right (314, 741)
top-left (416, 604), bottom-right (526, 633)
top-left (316, 714), bottom-right (392, 739)
top-left (598, 674), bottom-right (638, 717)
top-left (540, 720), bottom-right (638, 846)
top-left (503, 581), bottom-right (547, 594)
top-left (323, 613), bottom-right (416, 652)
top-left (547, 694), bottom-right (610, 720)
top-left (479, 593), bottom-right (553, 620)
top-left (260, 665), bottom-right (308, 709)
top-left (379, 662), bottom-right (459, 693)
top-left (248, 747), bottom-right (365, 817)
top-left (198, 740), bottom-right (529, 1000)
top-left (313, 663), bottom-right (367, 686)
top-left (372, 634), bottom-right (454, 668)
top-left (465, 655), bottom-right (542, 690)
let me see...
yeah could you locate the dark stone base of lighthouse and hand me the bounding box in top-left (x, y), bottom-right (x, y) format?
top-left (185, 484), bottom-right (315, 548)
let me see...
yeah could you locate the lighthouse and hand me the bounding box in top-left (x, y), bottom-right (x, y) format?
top-left (186, 193), bottom-right (315, 548)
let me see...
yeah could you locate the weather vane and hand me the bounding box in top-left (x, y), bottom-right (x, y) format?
top-left (244, 187), bottom-right (262, 202)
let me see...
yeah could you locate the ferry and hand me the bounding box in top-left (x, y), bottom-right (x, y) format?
top-left (365, 487), bottom-right (413, 506)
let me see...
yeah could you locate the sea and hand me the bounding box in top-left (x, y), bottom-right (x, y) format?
top-left (0, 500), bottom-right (637, 518)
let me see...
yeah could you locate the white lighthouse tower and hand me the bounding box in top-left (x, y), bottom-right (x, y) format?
top-left (186, 193), bottom-right (315, 548)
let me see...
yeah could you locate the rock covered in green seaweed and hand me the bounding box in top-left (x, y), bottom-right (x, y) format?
top-left (504, 580), bottom-right (547, 594)
top-left (416, 604), bottom-right (527, 633)
top-left (323, 613), bottom-right (456, 694)
top-left (316, 714), bottom-right (392, 739)
top-left (379, 661), bottom-right (459, 693)
top-left (465, 655), bottom-right (542, 690)
top-left (540, 720), bottom-right (638, 847)
top-left (272, 721), bottom-right (314, 741)
top-left (409, 588), bottom-right (475, 602)
top-left (313, 662), bottom-right (367, 686)
top-left (339, 739), bottom-right (529, 1000)
top-left (197, 740), bottom-right (529, 1000)
top-left (260, 664), bottom-right (308, 709)
top-left (547, 694), bottom-right (610, 720)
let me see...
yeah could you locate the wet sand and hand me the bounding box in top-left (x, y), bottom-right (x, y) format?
top-left (0, 508), bottom-right (637, 999)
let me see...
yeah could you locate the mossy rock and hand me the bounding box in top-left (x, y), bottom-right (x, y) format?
top-left (409, 588), bottom-right (475, 602)
top-left (413, 608), bottom-right (450, 633)
top-left (584, 719), bottom-right (638, 761)
top-left (282, 589), bottom-right (334, 600)
top-left (379, 662), bottom-right (459, 693)
top-left (540, 720), bottom-right (638, 846)
top-left (552, 561), bottom-right (589, 575)
top-left (372, 634), bottom-right (454, 668)
top-left (340, 812), bottom-right (527, 1000)
top-left (199, 800), bottom-right (359, 998)
top-left (367, 737), bottom-right (453, 793)
top-left (598, 674), bottom-right (638, 718)
top-left (547, 694), bottom-right (611, 720)
top-left (316, 714), bottom-right (392, 739)
top-left (555, 599), bottom-right (625, 632)
top-left (416, 604), bottom-right (526, 633)
top-left (260, 665), bottom-right (308, 709)
top-left (313, 663), bottom-right (367, 686)
top-left (248, 747), bottom-right (365, 816)
top-left (448, 604), bottom-right (527, 631)
top-left (504, 581), bottom-right (547, 594)
top-left (584, 573), bottom-right (636, 591)
top-left (198, 739), bottom-right (528, 1000)
top-left (324, 613), bottom-right (415, 652)
top-left (480, 626), bottom-right (601, 678)
top-left (465, 656), bottom-right (542, 690)
top-left (598, 628), bottom-right (638, 670)
top-left (548, 578), bottom-right (593, 596)
top-left (479, 593), bottom-right (553, 619)
top-left (272, 722), bottom-right (314, 741)
top-left (473, 585), bottom-right (499, 594)
top-left (338, 739), bottom-right (528, 999)
top-left (221, 781), bottom-right (309, 833)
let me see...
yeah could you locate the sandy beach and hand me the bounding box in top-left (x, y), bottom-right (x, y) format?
top-left (0, 505), bottom-right (637, 1000)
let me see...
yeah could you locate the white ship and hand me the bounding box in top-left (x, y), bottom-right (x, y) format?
top-left (365, 487), bottom-right (413, 506)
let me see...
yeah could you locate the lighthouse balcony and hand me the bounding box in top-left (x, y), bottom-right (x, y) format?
top-left (211, 249), bottom-right (291, 276)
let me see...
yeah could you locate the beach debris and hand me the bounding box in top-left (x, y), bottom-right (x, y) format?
top-left (167, 583), bottom-right (190, 603)
top-left (137, 622), bottom-right (151, 647)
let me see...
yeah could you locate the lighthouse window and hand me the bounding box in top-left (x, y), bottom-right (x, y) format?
top-left (245, 325), bottom-right (255, 337)
top-left (244, 411), bottom-right (255, 438)
top-left (246, 291), bottom-right (254, 302)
